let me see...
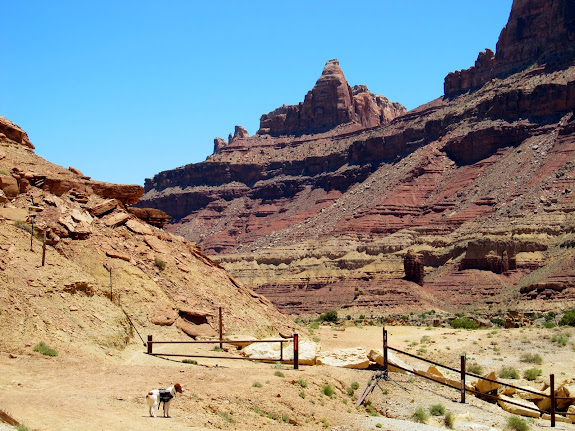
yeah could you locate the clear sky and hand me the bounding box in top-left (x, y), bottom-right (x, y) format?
top-left (1, 1), bottom-right (513, 186)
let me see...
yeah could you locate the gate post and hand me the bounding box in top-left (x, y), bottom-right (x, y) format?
top-left (293, 333), bottom-right (299, 369)
top-left (550, 374), bottom-right (556, 427)
top-left (460, 355), bottom-right (466, 403)
top-left (147, 335), bottom-right (153, 354)
top-left (219, 307), bottom-right (223, 349)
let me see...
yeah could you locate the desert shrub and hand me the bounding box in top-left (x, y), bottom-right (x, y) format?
top-left (499, 366), bottom-right (520, 379)
top-left (252, 381), bottom-right (263, 388)
top-left (213, 346), bottom-right (224, 352)
top-left (33, 341), bottom-right (58, 357)
top-left (321, 384), bottom-right (334, 397)
top-left (429, 404), bottom-right (446, 416)
top-left (520, 352), bottom-right (543, 364)
top-left (154, 257), bottom-right (166, 270)
top-left (376, 424), bottom-right (383, 429)
top-left (420, 335), bottom-right (431, 344)
top-left (505, 415), bottom-right (530, 431)
top-left (444, 411), bottom-right (455, 429)
top-left (296, 379), bottom-right (308, 388)
top-left (366, 404), bottom-right (379, 416)
top-left (559, 309), bottom-right (575, 326)
top-left (313, 337), bottom-right (320, 343)
top-left (542, 321), bottom-right (555, 328)
top-left (346, 314), bottom-right (352, 320)
top-left (346, 387), bottom-right (354, 395)
top-left (273, 371), bottom-right (285, 378)
top-left (467, 363), bottom-right (484, 375)
top-left (321, 418), bottom-right (329, 428)
top-left (491, 317), bottom-right (505, 327)
top-left (218, 412), bottom-right (235, 424)
top-left (413, 406), bottom-right (429, 423)
top-left (451, 317), bottom-right (479, 330)
top-left (299, 391), bottom-right (305, 399)
top-left (359, 314), bottom-right (366, 320)
top-left (524, 368), bottom-right (542, 381)
top-left (351, 381), bottom-right (360, 390)
top-left (318, 310), bottom-right (338, 322)
top-left (182, 359), bottom-right (197, 364)
top-left (551, 332), bottom-right (571, 346)
top-left (309, 322), bottom-right (319, 330)
top-left (15, 425), bottom-right (31, 431)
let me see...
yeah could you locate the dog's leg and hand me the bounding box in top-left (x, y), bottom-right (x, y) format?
top-left (164, 400), bottom-right (170, 418)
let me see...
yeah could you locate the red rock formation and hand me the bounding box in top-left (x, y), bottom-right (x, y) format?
top-left (404, 250), bottom-right (424, 285)
top-left (0, 116), bottom-right (34, 149)
top-left (445, 0), bottom-right (575, 96)
top-left (257, 59), bottom-right (406, 136)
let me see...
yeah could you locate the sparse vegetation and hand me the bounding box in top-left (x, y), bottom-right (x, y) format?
top-left (523, 368), bottom-right (542, 381)
top-left (213, 346), bottom-right (224, 352)
top-left (33, 341), bottom-right (58, 357)
top-left (551, 331), bottom-right (571, 346)
top-left (499, 366), bottom-right (520, 379)
top-left (15, 425), bottom-right (31, 431)
top-left (467, 363), bottom-right (484, 375)
top-left (296, 379), bottom-right (308, 388)
top-left (413, 406), bottom-right (429, 423)
top-left (317, 310), bottom-right (338, 322)
top-left (252, 381), bottom-right (263, 388)
top-left (154, 257), bottom-right (166, 270)
top-left (218, 411), bottom-right (235, 424)
top-left (321, 417), bottom-right (329, 428)
top-left (365, 404), bottom-right (379, 416)
top-left (299, 391), bottom-right (305, 399)
top-left (505, 415), bottom-right (530, 431)
top-left (321, 384), bottom-right (334, 397)
top-left (451, 317), bottom-right (479, 330)
top-left (351, 381), bottom-right (359, 390)
top-left (559, 308), bottom-right (575, 326)
top-left (444, 411), bottom-right (455, 429)
top-left (309, 322), bottom-right (320, 330)
top-left (520, 352), bottom-right (543, 364)
top-left (429, 404), bottom-right (446, 416)
top-left (273, 371), bottom-right (285, 378)
top-left (182, 359), bottom-right (197, 364)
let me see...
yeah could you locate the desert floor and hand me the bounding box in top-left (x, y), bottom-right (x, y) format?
top-left (1, 324), bottom-right (574, 431)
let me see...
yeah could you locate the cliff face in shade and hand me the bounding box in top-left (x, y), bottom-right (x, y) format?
top-left (139, 0), bottom-right (575, 316)
top-left (257, 59), bottom-right (406, 136)
top-left (445, 0), bottom-right (575, 96)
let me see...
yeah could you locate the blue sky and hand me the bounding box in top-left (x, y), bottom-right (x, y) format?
top-left (1, 1), bottom-right (513, 186)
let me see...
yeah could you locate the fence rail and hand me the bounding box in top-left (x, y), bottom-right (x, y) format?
top-left (146, 334), bottom-right (300, 369)
top-left (383, 328), bottom-right (570, 427)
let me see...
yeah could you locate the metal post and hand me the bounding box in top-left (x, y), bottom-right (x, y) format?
top-left (219, 307), bottom-right (223, 349)
top-left (550, 374), bottom-right (556, 427)
top-left (147, 335), bottom-right (153, 354)
top-left (30, 217), bottom-right (34, 251)
top-left (293, 333), bottom-right (299, 370)
top-left (280, 341), bottom-right (284, 362)
top-left (41, 230), bottom-right (47, 266)
top-left (109, 267), bottom-right (113, 302)
top-left (383, 328), bottom-right (388, 373)
top-left (460, 355), bottom-right (466, 403)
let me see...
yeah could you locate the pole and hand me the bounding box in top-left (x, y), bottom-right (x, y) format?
top-left (41, 231), bottom-right (47, 266)
top-left (147, 335), bottom-right (153, 354)
top-left (383, 327), bottom-right (388, 373)
top-left (550, 374), bottom-right (556, 427)
top-left (460, 355), bottom-right (466, 403)
top-left (293, 333), bottom-right (299, 370)
top-left (219, 307), bottom-right (223, 349)
top-left (280, 341), bottom-right (284, 362)
top-left (30, 217), bottom-right (34, 251)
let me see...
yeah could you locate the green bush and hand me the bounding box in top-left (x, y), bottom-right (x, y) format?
top-left (559, 309), bottom-right (575, 326)
top-left (252, 381), bottom-right (263, 388)
top-left (413, 406), bottom-right (429, 423)
top-left (505, 415), bottom-right (530, 431)
top-left (444, 411), bottom-right (455, 429)
top-left (299, 391), bottom-right (305, 399)
top-left (524, 368), bottom-right (542, 381)
top-left (16, 425), bottom-right (31, 431)
top-left (351, 381), bottom-right (359, 390)
top-left (520, 352), bottom-right (543, 364)
top-left (346, 387), bottom-right (354, 395)
top-left (274, 371), bottom-right (285, 378)
top-left (318, 310), bottom-right (338, 322)
top-left (376, 424), bottom-right (383, 429)
top-left (542, 321), bottom-right (555, 328)
top-left (182, 359), bottom-right (197, 364)
top-left (429, 404), bottom-right (446, 416)
top-left (499, 366), bottom-right (520, 379)
top-left (154, 257), bottom-right (166, 270)
top-left (491, 317), bottom-right (505, 327)
top-left (296, 379), bottom-right (308, 388)
top-left (451, 317), bottom-right (479, 330)
top-left (321, 384), bottom-right (335, 397)
top-left (551, 332), bottom-right (571, 346)
top-left (309, 322), bottom-right (319, 330)
top-left (33, 341), bottom-right (58, 357)
top-left (366, 404), bottom-right (379, 416)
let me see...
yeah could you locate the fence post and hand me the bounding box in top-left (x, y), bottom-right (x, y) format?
top-left (460, 355), bottom-right (466, 403)
top-left (109, 267), bottom-right (113, 302)
top-left (280, 341), bottom-right (284, 362)
top-left (42, 230), bottom-right (47, 266)
top-left (383, 327), bottom-right (388, 373)
top-left (219, 307), bottom-right (223, 349)
top-left (147, 335), bottom-right (153, 354)
top-left (550, 374), bottom-right (556, 427)
top-left (293, 333), bottom-right (299, 370)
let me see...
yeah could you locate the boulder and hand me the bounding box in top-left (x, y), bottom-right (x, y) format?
top-left (176, 319), bottom-right (217, 338)
top-left (368, 349), bottom-right (413, 373)
top-left (0, 189), bottom-right (7, 203)
top-left (125, 219), bottom-right (153, 235)
top-left (316, 347), bottom-right (370, 369)
top-left (242, 339), bottom-right (317, 365)
top-left (475, 372), bottom-right (499, 393)
top-left (498, 394), bottom-right (541, 418)
top-left (568, 405), bottom-right (575, 422)
top-left (70, 208), bottom-right (93, 225)
top-left (86, 199), bottom-right (118, 217)
top-left (0, 175), bottom-right (19, 198)
top-left (542, 413), bottom-right (572, 423)
top-left (149, 304), bottom-right (178, 326)
top-left (101, 211), bottom-right (130, 227)
top-left (144, 235), bottom-right (170, 254)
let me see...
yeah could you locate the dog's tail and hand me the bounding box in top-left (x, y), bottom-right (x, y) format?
top-left (146, 391), bottom-right (153, 399)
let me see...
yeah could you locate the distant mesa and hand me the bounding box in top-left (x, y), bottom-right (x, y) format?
top-left (257, 59), bottom-right (406, 136)
top-left (445, 0), bottom-right (575, 95)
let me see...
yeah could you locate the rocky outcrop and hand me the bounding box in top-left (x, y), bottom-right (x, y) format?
top-left (445, 0), bottom-right (575, 95)
top-left (0, 117), bottom-right (34, 149)
top-left (257, 59), bottom-right (406, 136)
top-left (404, 250), bottom-right (424, 285)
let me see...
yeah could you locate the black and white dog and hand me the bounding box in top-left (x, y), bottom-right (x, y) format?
top-left (146, 383), bottom-right (184, 417)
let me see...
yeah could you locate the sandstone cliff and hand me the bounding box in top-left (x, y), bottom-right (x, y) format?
top-left (139, 0), bottom-right (575, 316)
